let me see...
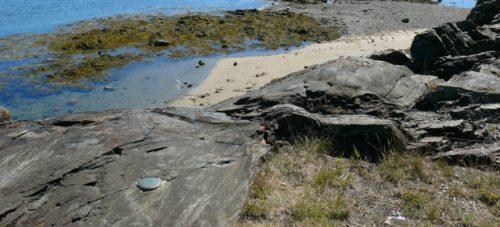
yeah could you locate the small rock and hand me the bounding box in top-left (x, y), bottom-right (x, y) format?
top-left (151, 39), bottom-right (170, 47)
top-left (0, 107), bottom-right (11, 123)
top-left (66, 99), bottom-right (79, 106)
top-left (103, 86), bottom-right (114, 91)
top-left (137, 177), bottom-right (162, 191)
top-left (233, 62), bottom-right (238, 66)
top-left (401, 18), bottom-right (410, 23)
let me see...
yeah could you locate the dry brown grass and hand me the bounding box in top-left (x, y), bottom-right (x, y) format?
top-left (239, 137), bottom-right (500, 226)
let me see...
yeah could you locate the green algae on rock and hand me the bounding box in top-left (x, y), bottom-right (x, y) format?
top-left (18, 10), bottom-right (338, 85)
top-left (50, 10), bottom-right (340, 55)
top-left (35, 53), bottom-right (143, 84)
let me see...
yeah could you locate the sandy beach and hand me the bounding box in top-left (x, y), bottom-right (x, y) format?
top-left (171, 29), bottom-right (425, 107)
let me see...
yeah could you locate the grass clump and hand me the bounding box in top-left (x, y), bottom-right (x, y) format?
top-left (240, 137), bottom-right (351, 224)
top-left (460, 171), bottom-right (500, 215)
top-left (292, 192), bottom-right (350, 221)
top-left (240, 139), bottom-right (500, 226)
top-left (377, 152), bottom-right (435, 183)
top-left (397, 190), bottom-right (430, 217)
top-left (313, 161), bottom-right (351, 189)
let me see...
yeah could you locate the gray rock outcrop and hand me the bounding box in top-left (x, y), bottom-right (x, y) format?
top-left (0, 109), bottom-right (268, 226)
top-left (408, 0), bottom-right (500, 79)
top-left (212, 57), bottom-right (438, 117)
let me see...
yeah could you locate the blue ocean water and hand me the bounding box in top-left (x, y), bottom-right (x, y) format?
top-left (0, 0), bottom-right (476, 37)
top-left (441, 0), bottom-right (477, 8)
top-left (0, 0), bottom-right (266, 37)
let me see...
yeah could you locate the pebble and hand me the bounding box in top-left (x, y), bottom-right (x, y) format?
top-left (103, 85), bottom-right (114, 91)
top-left (151, 39), bottom-right (170, 47)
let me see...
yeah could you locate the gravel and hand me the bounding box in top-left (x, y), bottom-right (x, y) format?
top-left (268, 0), bottom-right (471, 36)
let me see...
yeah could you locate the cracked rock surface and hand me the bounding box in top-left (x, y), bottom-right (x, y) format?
top-left (0, 109), bottom-right (268, 226)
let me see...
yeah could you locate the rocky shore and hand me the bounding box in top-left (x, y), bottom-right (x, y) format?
top-left (271, 0), bottom-right (469, 35)
top-left (1, 0), bottom-right (499, 226)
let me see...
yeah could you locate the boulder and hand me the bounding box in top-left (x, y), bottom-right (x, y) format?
top-left (432, 51), bottom-right (499, 80)
top-left (0, 108), bottom-right (268, 226)
top-left (261, 104), bottom-right (407, 160)
top-left (212, 57), bottom-right (437, 117)
top-left (466, 0), bottom-right (500, 26)
top-left (431, 144), bottom-right (500, 168)
top-left (479, 57), bottom-right (500, 76)
top-left (409, 0), bottom-right (500, 78)
top-left (450, 104), bottom-right (500, 123)
top-left (369, 49), bottom-right (412, 66)
top-left (416, 71), bottom-right (500, 110)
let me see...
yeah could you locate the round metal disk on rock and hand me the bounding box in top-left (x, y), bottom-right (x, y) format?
top-left (137, 177), bottom-right (162, 191)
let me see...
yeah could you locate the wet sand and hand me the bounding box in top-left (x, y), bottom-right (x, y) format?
top-left (171, 29), bottom-right (424, 107)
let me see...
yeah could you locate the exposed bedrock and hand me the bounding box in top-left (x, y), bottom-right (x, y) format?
top-left (404, 0), bottom-right (500, 79)
top-left (0, 109), bottom-right (268, 226)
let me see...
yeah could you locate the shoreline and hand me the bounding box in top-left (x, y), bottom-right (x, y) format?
top-left (171, 29), bottom-right (424, 107)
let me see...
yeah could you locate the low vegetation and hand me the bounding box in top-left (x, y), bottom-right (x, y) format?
top-left (240, 137), bottom-right (499, 226)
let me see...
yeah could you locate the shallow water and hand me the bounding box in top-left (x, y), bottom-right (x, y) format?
top-left (0, 47), bottom-right (293, 120)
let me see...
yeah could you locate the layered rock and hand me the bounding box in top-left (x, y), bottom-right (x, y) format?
top-left (212, 57), bottom-right (438, 117)
top-left (0, 109), bottom-right (268, 226)
top-left (408, 0), bottom-right (500, 79)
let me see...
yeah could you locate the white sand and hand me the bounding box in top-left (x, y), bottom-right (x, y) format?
top-left (171, 29), bottom-right (424, 107)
